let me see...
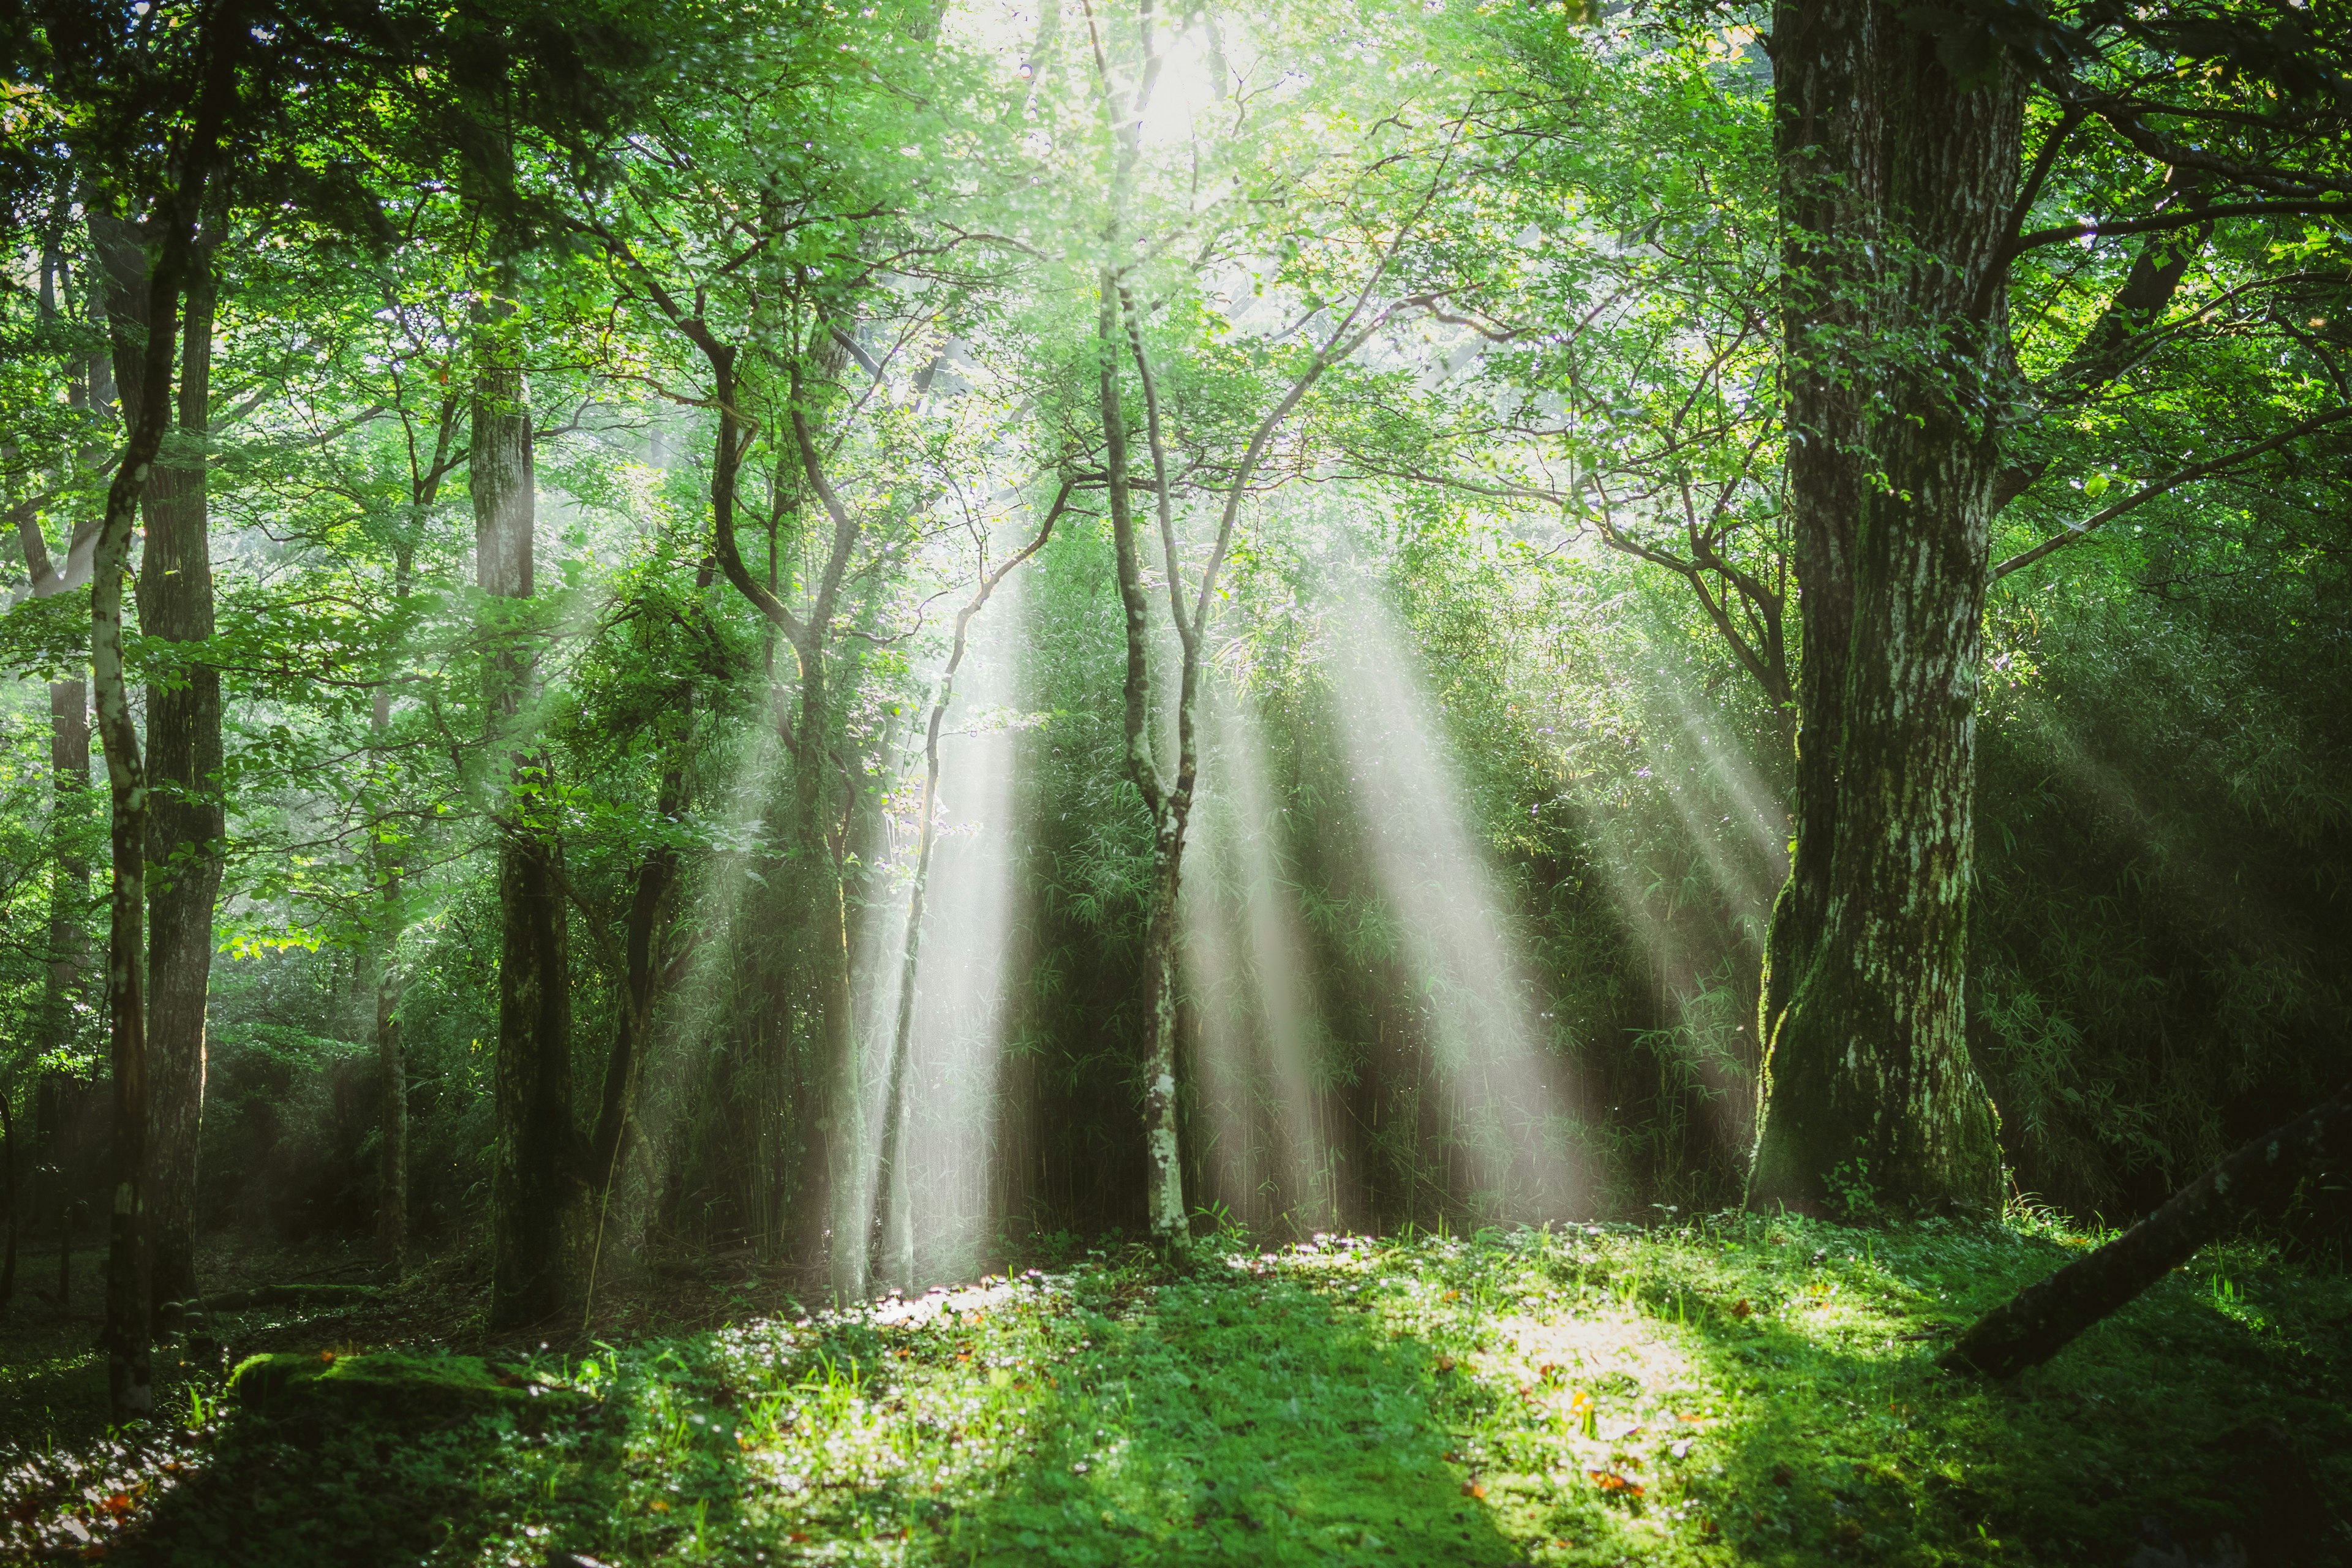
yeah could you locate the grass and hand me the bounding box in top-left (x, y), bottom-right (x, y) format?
top-left (4, 1213), bottom-right (2348, 1566)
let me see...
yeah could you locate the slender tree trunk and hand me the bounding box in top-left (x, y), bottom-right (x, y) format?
top-left (1095, 282), bottom-right (1189, 1248)
top-left (134, 216), bottom-right (225, 1310)
top-left (793, 650), bottom-right (862, 1299)
top-left (872, 489), bottom-right (1067, 1288)
top-left (371, 530), bottom-right (422, 1268)
top-left (1748, 0), bottom-right (2020, 1215)
top-left (476, 262), bottom-right (581, 1329)
top-left (372, 665), bottom-right (406, 1268)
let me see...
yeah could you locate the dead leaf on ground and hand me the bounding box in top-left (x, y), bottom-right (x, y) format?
top-left (1588, 1470), bottom-right (1644, 1497)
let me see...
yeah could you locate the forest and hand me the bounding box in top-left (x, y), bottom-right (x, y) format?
top-left (0, 0), bottom-right (2348, 1562)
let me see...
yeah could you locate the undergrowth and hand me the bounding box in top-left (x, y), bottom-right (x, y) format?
top-left (7, 1215), bottom-right (2347, 1566)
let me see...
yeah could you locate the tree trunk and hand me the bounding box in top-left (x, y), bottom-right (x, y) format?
top-left (135, 217), bottom-right (225, 1310)
top-left (475, 263), bottom-right (581, 1329)
top-left (1749, 0), bottom-right (2020, 1215)
top-left (1096, 281), bottom-right (1190, 1249)
top-left (88, 191), bottom-right (185, 1417)
top-left (1137, 831), bottom-right (1186, 1241)
top-left (794, 649), bottom-right (862, 1300)
top-left (42, 681), bottom-right (92, 1050)
top-left (871, 491), bottom-right (1066, 1288)
top-left (372, 669), bottom-right (407, 1269)
top-left (1, 1094), bottom-right (17, 1313)
top-left (372, 527), bottom-right (423, 1268)
top-left (1943, 1085), bottom-right (2352, 1378)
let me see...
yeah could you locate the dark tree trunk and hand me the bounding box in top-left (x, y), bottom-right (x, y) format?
top-left (475, 263), bottom-right (581, 1329)
top-left (1, 1094), bottom-right (17, 1313)
top-left (134, 219), bottom-right (225, 1310)
top-left (1943, 1085), bottom-right (2352, 1378)
top-left (1749, 0), bottom-right (2019, 1215)
top-left (86, 185), bottom-right (190, 1417)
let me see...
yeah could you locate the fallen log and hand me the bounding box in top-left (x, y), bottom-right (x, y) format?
top-left (1940, 1084), bottom-right (2350, 1378)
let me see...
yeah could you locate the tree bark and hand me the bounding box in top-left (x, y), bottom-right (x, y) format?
top-left (134, 214), bottom-right (225, 1310)
top-left (87, 187), bottom-right (189, 1419)
top-left (1, 1094), bottom-right (17, 1313)
top-left (1942, 1085), bottom-right (2352, 1378)
top-left (476, 258), bottom-right (581, 1329)
top-left (1095, 282), bottom-right (1189, 1248)
top-left (1749, 0), bottom-right (2019, 1215)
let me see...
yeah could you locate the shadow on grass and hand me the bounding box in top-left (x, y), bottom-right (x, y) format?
top-left (118, 1267), bottom-right (1522, 1567)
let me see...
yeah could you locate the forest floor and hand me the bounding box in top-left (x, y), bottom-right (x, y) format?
top-left (1, 1212), bottom-right (2347, 1567)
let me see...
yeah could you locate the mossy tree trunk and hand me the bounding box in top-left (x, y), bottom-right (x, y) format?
top-left (1749, 0), bottom-right (2021, 1215)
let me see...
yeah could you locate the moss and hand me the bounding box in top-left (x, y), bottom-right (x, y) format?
top-left (227, 1351), bottom-right (592, 1423)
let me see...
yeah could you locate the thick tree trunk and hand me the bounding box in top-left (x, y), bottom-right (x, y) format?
top-left (136, 224), bottom-right (225, 1310)
top-left (1943, 1085), bottom-right (2352, 1377)
top-left (475, 268), bottom-right (581, 1329)
top-left (1749, 0), bottom-right (2020, 1215)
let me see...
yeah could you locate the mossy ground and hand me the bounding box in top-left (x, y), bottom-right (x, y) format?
top-left (3, 1214), bottom-right (2346, 1566)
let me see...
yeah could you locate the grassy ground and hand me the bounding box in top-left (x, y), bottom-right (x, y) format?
top-left (3, 1212), bottom-right (2347, 1566)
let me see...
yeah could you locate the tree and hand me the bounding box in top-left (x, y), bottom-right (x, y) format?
top-left (37, 0), bottom-right (247, 1423)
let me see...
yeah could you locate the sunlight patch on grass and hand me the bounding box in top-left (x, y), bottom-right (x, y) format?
top-left (11, 1216), bottom-right (2348, 1565)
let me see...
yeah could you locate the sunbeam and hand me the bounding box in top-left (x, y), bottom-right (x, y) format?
top-left (1183, 684), bottom-right (1337, 1237)
top-left (1322, 575), bottom-right (1586, 1223)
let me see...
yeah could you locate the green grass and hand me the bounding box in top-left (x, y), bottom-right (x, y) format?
top-left (10, 1215), bottom-right (2349, 1566)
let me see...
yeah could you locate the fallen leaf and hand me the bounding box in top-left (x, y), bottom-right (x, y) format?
top-left (1463, 1480), bottom-right (1488, 1499)
top-left (1588, 1470), bottom-right (1644, 1498)
top-left (1434, 1354), bottom-right (1457, 1373)
top-left (788, 1532), bottom-right (810, 1544)
top-left (1442, 1290), bottom-right (1461, 1302)
top-left (1731, 1299), bottom-right (1753, 1320)
top-left (100, 1494), bottom-right (133, 1518)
